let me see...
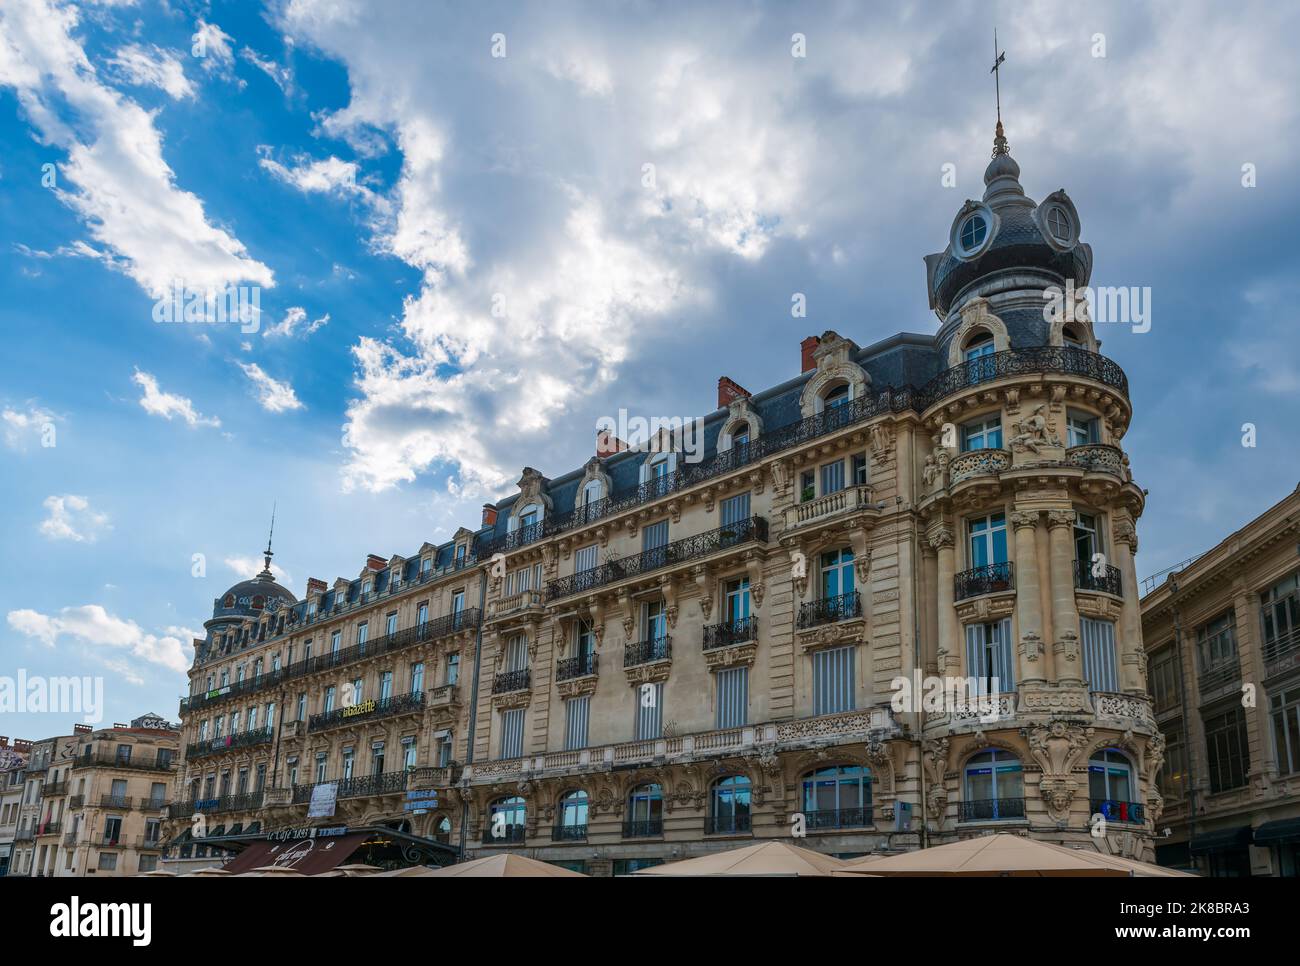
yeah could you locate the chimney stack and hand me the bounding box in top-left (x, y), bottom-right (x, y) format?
top-left (365, 554), bottom-right (386, 572)
top-left (596, 429), bottom-right (628, 459)
top-left (717, 376), bottom-right (751, 408)
top-left (482, 504), bottom-right (498, 527)
top-left (800, 336), bottom-right (821, 373)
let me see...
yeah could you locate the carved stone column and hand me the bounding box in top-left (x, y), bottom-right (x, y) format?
top-left (930, 527), bottom-right (958, 676)
top-left (1046, 509), bottom-right (1083, 687)
top-left (1111, 518), bottom-right (1145, 693)
top-left (922, 543), bottom-right (939, 676)
top-left (1011, 510), bottom-right (1045, 686)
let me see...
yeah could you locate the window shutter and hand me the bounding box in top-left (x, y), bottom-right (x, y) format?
top-left (636, 683), bottom-right (663, 740)
top-left (565, 697), bottom-right (590, 751)
top-left (965, 624), bottom-right (988, 686)
top-left (500, 709), bottom-right (525, 759)
top-left (813, 646), bottom-right (855, 716)
top-left (995, 618), bottom-right (1015, 692)
top-left (716, 667), bottom-right (749, 729)
top-left (1081, 618), bottom-right (1118, 692)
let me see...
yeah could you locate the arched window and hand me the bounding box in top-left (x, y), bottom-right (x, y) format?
top-left (555, 790), bottom-right (589, 840)
top-left (730, 421), bottom-right (751, 456)
top-left (433, 815), bottom-right (451, 844)
top-left (486, 795), bottom-right (526, 844)
top-left (708, 775), bottom-right (752, 835)
top-left (582, 479), bottom-right (603, 506)
top-left (823, 382), bottom-right (851, 411)
top-left (963, 333), bottom-right (997, 384)
top-left (961, 750), bottom-right (1024, 821)
top-left (801, 764), bottom-right (872, 830)
top-left (1062, 325), bottom-right (1086, 350)
top-left (1089, 749), bottom-right (1141, 822)
top-left (626, 783), bottom-right (664, 838)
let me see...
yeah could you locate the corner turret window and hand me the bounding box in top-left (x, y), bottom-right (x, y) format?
top-left (958, 213), bottom-right (988, 253)
top-left (1046, 206), bottom-right (1073, 244)
top-left (963, 334), bottom-right (997, 383)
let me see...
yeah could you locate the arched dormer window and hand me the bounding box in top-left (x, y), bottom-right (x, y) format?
top-left (582, 479), bottom-right (603, 506)
top-left (823, 382), bottom-right (851, 409)
top-left (961, 749), bottom-right (1024, 821)
top-left (640, 451), bottom-right (676, 497)
top-left (962, 333), bottom-right (997, 384)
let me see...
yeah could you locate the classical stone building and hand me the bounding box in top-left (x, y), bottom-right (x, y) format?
top-left (165, 120), bottom-right (1161, 875)
top-left (1141, 483), bottom-right (1300, 876)
top-left (8, 717), bottom-right (178, 877)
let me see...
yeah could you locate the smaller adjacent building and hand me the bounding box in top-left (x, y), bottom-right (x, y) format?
top-left (0, 737), bottom-right (32, 875)
top-left (1141, 482), bottom-right (1300, 876)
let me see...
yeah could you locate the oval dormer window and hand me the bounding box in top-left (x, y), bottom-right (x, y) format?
top-left (959, 213), bottom-right (988, 253)
top-left (251, 595), bottom-right (265, 611)
top-left (223, 594), bottom-right (236, 609)
top-left (1045, 206), bottom-right (1072, 245)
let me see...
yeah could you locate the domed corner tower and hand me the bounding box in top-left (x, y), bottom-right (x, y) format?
top-left (197, 540), bottom-right (297, 669)
top-left (913, 122), bottom-right (1157, 860)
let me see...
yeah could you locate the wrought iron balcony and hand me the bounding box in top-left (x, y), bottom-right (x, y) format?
top-left (13, 828), bottom-right (35, 843)
top-left (291, 771), bottom-right (409, 805)
top-left (68, 795), bottom-right (85, 809)
top-left (186, 726), bottom-right (273, 760)
top-left (552, 824), bottom-right (587, 842)
top-left (35, 821), bottom-right (60, 836)
top-left (547, 517), bottom-right (768, 600)
top-left (99, 795), bottom-right (132, 810)
top-left (704, 814), bottom-right (752, 835)
top-left (958, 798), bottom-right (1026, 821)
top-left (481, 823), bottom-right (525, 846)
top-left (914, 346), bottom-right (1128, 412)
top-left (622, 818), bottom-right (664, 838)
top-left (100, 835), bottom-right (124, 848)
top-left (180, 790), bottom-right (265, 814)
top-left (1074, 559), bottom-right (1122, 595)
top-left (137, 836), bottom-right (164, 850)
top-left (492, 668), bottom-right (531, 694)
top-left (625, 636), bottom-right (671, 667)
top-left (309, 691), bottom-right (425, 732)
top-left (71, 750), bottom-right (176, 772)
top-left (796, 591), bottom-right (861, 629)
top-left (954, 562), bottom-right (1014, 601)
top-left (43, 780), bottom-right (68, 797)
top-left (703, 616), bottom-right (758, 650)
top-left (801, 807), bottom-right (872, 830)
top-left (556, 652), bottom-right (598, 681)
top-left (1090, 798), bottom-right (1145, 824)
top-left (1198, 660), bottom-right (1241, 697)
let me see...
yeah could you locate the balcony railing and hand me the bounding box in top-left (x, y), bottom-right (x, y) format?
top-left (180, 790), bottom-right (265, 814)
top-left (622, 818), bottom-right (664, 838)
top-left (1066, 443), bottom-right (1126, 477)
top-left (43, 780), bottom-right (68, 797)
top-left (958, 798), bottom-right (1026, 821)
top-left (914, 346), bottom-right (1128, 412)
top-left (68, 795), bottom-right (84, 809)
top-left (1198, 660), bottom-right (1241, 696)
top-left (797, 592), bottom-right (861, 629)
top-left (705, 814), bottom-right (752, 835)
top-left (99, 795), bottom-right (132, 810)
top-left (291, 771), bottom-right (410, 805)
top-left (137, 836), bottom-right (164, 850)
top-left (801, 807), bottom-right (872, 831)
top-left (1262, 623), bottom-right (1300, 675)
top-left (703, 616), bottom-right (758, 650)
top-left (71, 751), bottom-right (176, 772)
top-left (1090, 798), bottom-right (1145, 824)
top-left (556, 652), bottom-right (598, 681)
top-left (186, 726), bottom-right (273, 760)
top-left (785, 485), bottom-right (878, 531)
top-left (1074, 559), bottom-right (1122, 596)
top-left (547, 517), bottom-right (768, 600)
top-left (481, 823), bottom-right (525, 846)
top-left (309, 691), bottom-right (425, 732)
top-left (180, 608), bottom-right (482, 714)
top-left (36, 821), bottom-right (61, 836)
top-left (100, 835), bottom-right (125, 848)
top-left (625, 636), bottom-right (672, 667)
top-left (949, 448), bottom-right (1011, 486)
top-left (492, 668), bottom-right (531, 694)
top-left (954, 562), bottom-right (1014, 601)
top-left (13, 829), bottom-right (35, 843)
top-left (552, 824), bottom-right (587, 841)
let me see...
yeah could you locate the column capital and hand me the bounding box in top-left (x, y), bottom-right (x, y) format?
top-left (1113, 519), bottom-right (1139, 550)
top-left (1045, 509), bottom-right (1076, 530)
top-left (1010, 510), bottom-right (1040, 530)
top-left (927, 527), bottom-right (954, 551)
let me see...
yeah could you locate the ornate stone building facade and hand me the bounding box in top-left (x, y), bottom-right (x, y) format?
top-left (164, 122), bottom-right (1161, 874)
top-left (1141, 484), bottom-right (1300, 876)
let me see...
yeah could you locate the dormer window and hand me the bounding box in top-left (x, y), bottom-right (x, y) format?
top-left (362, 579), bottom-right (372, 596)
top-left (1044, 205), bottom-right (1074, 245)
top-left (731, 422), bottom-right (751, 450)
top-left (823, 383), bottom-right (850, 409)
top-left (963, 334), bottom-right (997, 384)
top-left (582, 479), bottom-right (603, 505)
top-left (1063, 325), bottom-right (1086, 350)
top-left (959, 213), bottom-right (988, 253)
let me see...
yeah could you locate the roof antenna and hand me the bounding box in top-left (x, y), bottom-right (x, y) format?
top-left (259, 502), bottom-right (276, 580)
top-left (990, 29), bottom-right (1009, 157)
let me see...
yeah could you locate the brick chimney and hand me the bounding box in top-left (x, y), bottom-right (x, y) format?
top-left (73, 724), bottom-right (92, 735)
top-left (365, 554), bottom-right (386, 572)
top-left (307, 577), bottom-right (327, 595)
top-left (717, 376), bottom-right (751, 408)
top-left (482, 504), bottom-right (498, 527)
top-left (800, 336), bottom-right (821, 373)
top-left (596, 429), bottom-right (628, 459)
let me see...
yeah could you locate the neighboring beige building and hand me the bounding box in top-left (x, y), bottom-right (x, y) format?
top-left (0, 738), bottom-right (32, 876)
top-left (10, 717), bottom-right (179, 877)
top-left (1141, 483), bottom-right (1300, 876)
top-left (164, 121), bottom-right (1164, 875)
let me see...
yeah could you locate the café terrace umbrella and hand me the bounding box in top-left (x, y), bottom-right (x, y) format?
top-left (318, 863), bottom-right (385, 877)
top-left (632, 841), bottom-right (857, 877)
top-left (370, 864), bottom-right (444, 877)
top-left (839, 833), bottom-right (1189, 877)
top-left (181, 867), bottom-right (233, 876)
top-left (238, 865), bottom-right (308, 877)
top-left (420, 854), bottom-right (587, 877)
top-left (138, 869), bottom-right (177, 876)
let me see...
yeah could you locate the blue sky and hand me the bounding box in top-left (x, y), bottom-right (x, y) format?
top-left (2, 0), bottom-right (1297, 739)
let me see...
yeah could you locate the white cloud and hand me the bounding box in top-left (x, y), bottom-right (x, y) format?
top-left (39, 494), bottom-right (110, 542)
top-left (106, 43), bottom-right (194, 99)
top-left (192, 19), bottom-right (237, 79)
top-left (223, 555), bottom-right (292, 586)
top-left (6, 605), bottom-right (193, 674)
top-left (241, 46), bottom-right (293, 95)
top-left (238, 362), bottom-right (304, 413)
top-left (258, 147), bottom-right (388, 214)
top-left (0, 1), bottom-right (272, 296)
top-left (132, 368), bottom-right (220, 428)
top-left (262, 305), bottom-right (330, 339)
top-left (2, 402), bottom-right (58, 449)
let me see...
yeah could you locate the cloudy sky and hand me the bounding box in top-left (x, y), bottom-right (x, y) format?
top-left (2, 0), bottom-right (1297, 738)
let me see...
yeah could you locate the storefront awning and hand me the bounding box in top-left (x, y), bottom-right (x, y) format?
top-left (1188, 826), bottom-right (1252, 854)
top-left (1253, 817), bottom-right (1300, 845)
top-left (221, 833), bottom-right (368, 875)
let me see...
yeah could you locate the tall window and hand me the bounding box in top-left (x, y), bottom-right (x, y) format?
top-left (627, 784), bottom-right (663, 835)
top-left (489, 796), bottom-right (525, 841)
top-left (725, 578), bottom-right (750, 623)
top-left (1149, 647), bottom-right (1180, 713)
top-left (341, 748), bottom-right (355, 780)
top-left (968, 513), bottom-right (1008, 568)
top-left (380, 670), bottom-right (393, 701)
top-left (963, 334), bottom-right (996, 383)
top-left (410, 662), bottom-right (424, 694)
top-left (1074, 512), bottom-right (1101, 565)
top-left (823, 383), bottom-right (850, 409)
top-left (962, 416), bottom-right (1003, 452)
top-left (314, 753), bottom-right (327, 783)
top-left (446, 653), bottom-right (460, 685)
top-left (331, 631), bottom-right (341, 656)
top-left (715, 667), bottom-right (749, 729)
top-left (820, 548), bottom-right (855, 599)
top-left (1088, 749), bottom-right (1136, 812)
top-left (1080, 617), bottom-right (1118, 692)
top-left (1270, 683), bottom-right (1300, 775)
top-left (709, 776), bottom-right (752, 833)
top-left (1262, 572), bottom-right (1300, 660)
top-left (324, 686), bottom-right (335, 713)
top-left (1197, 612), bottom-right (1238, 671)
top-left (557, 791), bottom-right (588, 837)
top-left (819, 459), bottom-right (845, 496)
top-left (506, 635), bottom-right (528, 672)
top-left (720, 492), bottom-right (750, 526)
top-left (576, 620), bottom-right (595, 657)
top-left (371, 742), bottom-right (385, 775)
top-left (574, 544), bottom-right (599, 574)
top-left (1204, 705), bottom-right (1250, 792)
top-left (402, 737), bottom-right (417, 770)
top-left (963, 750), bottom-right (1024, 819)
top-left (386, 612), bottom-right (398, 636)
top-left (643, 600), bottom-right (667, 642)
top-left (500, 709), bottom-right (525, 759)
top-left (801, 765), bottom-right (872, 828)
top-left (1159, 730), bottom-right (1187, 799)
top-left (1067, 410), bottom-right (1099, 447)
top-left (565, 696), bottom-right (590, 751)
top-left (965, 619), bottom-right (1014, 693)
top-left (812, 645), bottom-right (854, 715)
top-left (636, 683), bottom-right (664, 740)
top-left (642, 520), bottom-right (670, 564)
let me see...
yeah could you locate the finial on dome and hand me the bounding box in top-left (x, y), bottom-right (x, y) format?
top-left (257, 502), bottom-right (276, 581)
top-left (992, 119), bottom-right (1010, 158)
top-left (990, 30), bottom-right (1009, 158)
